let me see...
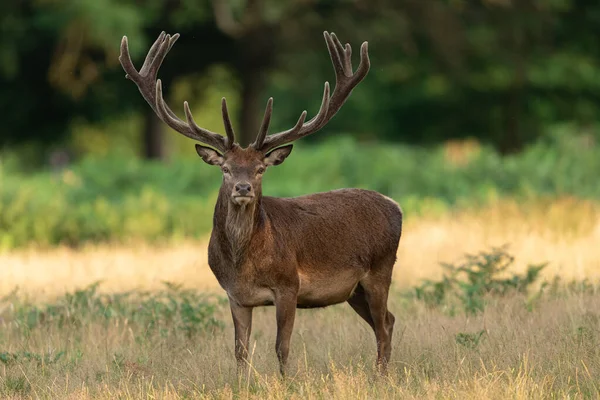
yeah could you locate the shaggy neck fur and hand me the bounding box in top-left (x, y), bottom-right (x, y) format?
top-left (215, 188), bottom-right (262, 266)
top-left (226, 201), bottom-right (257, 261)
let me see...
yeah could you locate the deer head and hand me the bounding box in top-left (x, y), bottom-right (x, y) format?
top-left (196, 142), bottom-right (292, 206)
top-left (119, 31), bottom-right (369, 207)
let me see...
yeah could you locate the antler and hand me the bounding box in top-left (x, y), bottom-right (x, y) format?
top-left (253, 31), bottom-right (370, 152)
top-left (119, 32), bottom-right (235, 152)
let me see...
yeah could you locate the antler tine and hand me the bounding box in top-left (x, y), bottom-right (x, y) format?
top-left (289, 110), bottom-right (308, 137)
top-left (221, 98), bottom-right (236, 148)
top-left (307, 81), bottom-right (331, 127)
top-left (328, 33), bottom-right (348, 77)
top-left (138, 31), bottom-right (167, 75)
top-left (257, 82), bottom-right (329, 151)
top-left (355, 41), bottom-right (370, 82)
top-left (147, 34), bottom-right (178, 79)
top-left (182, 91), bottom-right (232, 151)
top-left (156, 80), bottom-right (224, 150)
top-left (154, 80), bottom-right (191, 137)
top-left (120, 33), bottom-right (230, 152)
top-left (252, 98), bottom-right (273, 149)
top-left (120, 36), bottom-right (141, 81)
top-left (258, 31), bottom-right (369, 152)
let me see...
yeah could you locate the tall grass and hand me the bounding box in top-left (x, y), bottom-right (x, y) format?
top-left (1, 253), bottom-right (598, 399)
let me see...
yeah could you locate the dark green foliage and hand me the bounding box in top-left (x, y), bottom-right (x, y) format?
top-left (0, 0), bottom-right (229, 149)
top-left (413, 246), bottom-right (547, 315)
top-left (3, 0), bottom-right (600, 154)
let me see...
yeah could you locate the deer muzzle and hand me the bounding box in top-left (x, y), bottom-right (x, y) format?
top-left (233, 182), bottom-right (254, 205)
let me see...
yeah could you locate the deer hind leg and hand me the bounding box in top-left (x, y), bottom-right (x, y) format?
top-left (274, 290), bottom-right (298, 377)
top-left (229, 300), bottom-right (253, 373)
top-left (347, 283), bottom-right (375, 330)
top-left (360, 265), bottom-right (395, 374)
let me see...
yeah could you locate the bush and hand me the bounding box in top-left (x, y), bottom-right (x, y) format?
top-left (0, 282), bottom-right (226, 339)
top-left (1, 129), bottom-right (599, 249)
top-left (413, 246), bottom-right (547, 315)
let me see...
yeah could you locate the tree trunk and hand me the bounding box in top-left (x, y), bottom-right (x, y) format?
top-left (500, 20), bottom-right (527, 155)
top-left (143, 111), bottom-right (165, 160)
top-left (238, 68), bottom-right (265, 147)
top-left (235, 26), bottom-right (275, 147)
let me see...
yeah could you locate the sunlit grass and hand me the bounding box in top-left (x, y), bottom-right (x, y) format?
top-left (1, 281), bottom-right (599, 398)
top-left (1, 198), bottom-right (599, 398)
top-left (1, 197), bottom-right (598, 299)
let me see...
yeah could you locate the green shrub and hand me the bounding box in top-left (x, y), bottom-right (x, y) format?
top-left (0, 282), bottom-right (226, 339)
top-left (1, 129), bottom-right (599, 248)
top-left (413, 246), bottom-right (548, 315)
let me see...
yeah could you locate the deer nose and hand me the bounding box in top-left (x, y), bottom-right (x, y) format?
top-left (235, 182), bottom-right (252, 196)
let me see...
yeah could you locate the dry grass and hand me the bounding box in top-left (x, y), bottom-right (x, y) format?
top-left (1, 197), bottom-right (599, 299)
top-left (1, 197), bottom-right (600, 399)
top-left (1, 288), bottom-right (599, 399)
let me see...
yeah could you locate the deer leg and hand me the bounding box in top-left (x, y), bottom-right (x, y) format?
top-left (347, 283), bottom-right (375, 330)
top-left (229, 300), bottom-right (253, 373)
top-left (361, 274), bottom-right (394, 374)
top-left (274, 291), bottom-right (297, 377)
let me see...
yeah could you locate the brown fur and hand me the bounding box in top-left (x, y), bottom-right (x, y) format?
top-left (202, 144), bottom-right (402, 375)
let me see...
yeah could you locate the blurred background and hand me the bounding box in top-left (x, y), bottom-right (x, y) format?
top-left (1, 0), bottom-right (600, 249)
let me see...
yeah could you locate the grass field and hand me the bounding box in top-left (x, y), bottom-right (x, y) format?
top-left (1, 198), bottom-right (600, 398)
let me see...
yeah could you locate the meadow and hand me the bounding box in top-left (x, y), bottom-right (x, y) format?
top-left (1, 133), bottom-right (600, 398)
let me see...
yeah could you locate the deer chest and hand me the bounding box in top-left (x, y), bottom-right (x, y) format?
top-left (226, 284), bottom-right (275, 307)
top-left (207, 257), bottom-right (276, 307)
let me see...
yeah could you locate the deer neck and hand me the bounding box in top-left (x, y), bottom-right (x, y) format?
top-left (215, 188), bottom-right (263, 264)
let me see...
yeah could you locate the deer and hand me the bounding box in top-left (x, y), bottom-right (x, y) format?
top-left (119, 31), bottom-right (402, 376)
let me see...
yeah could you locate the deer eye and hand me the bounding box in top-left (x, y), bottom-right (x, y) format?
top-left (256, 167), bottom-right (265, 175)
top-left (222, 167), bottom-right (230, 174)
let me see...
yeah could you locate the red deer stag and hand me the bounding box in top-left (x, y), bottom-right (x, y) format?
top-left (119, 31), bottom-right (402, 375)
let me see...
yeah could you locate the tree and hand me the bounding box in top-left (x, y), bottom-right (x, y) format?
top-left (0, 0), bottom-right (234, 159)
top-left (3, 0), bottom-right (600, 159)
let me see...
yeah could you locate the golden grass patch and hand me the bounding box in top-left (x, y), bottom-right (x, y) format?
top-left (1, 290), bottom-right (599, 399)
top-left (1, 197), bottom-right (599, 299)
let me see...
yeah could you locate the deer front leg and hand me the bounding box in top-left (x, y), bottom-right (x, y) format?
top-left (229, 300), bottom-right (253, 373)
top-left (274, 290), bottom-right (297, 377)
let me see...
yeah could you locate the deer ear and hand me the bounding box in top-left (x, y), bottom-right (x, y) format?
top-left (264, 145), bottom-right (293, 166)
top-left (195, 144), bottom-right (224, 166)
